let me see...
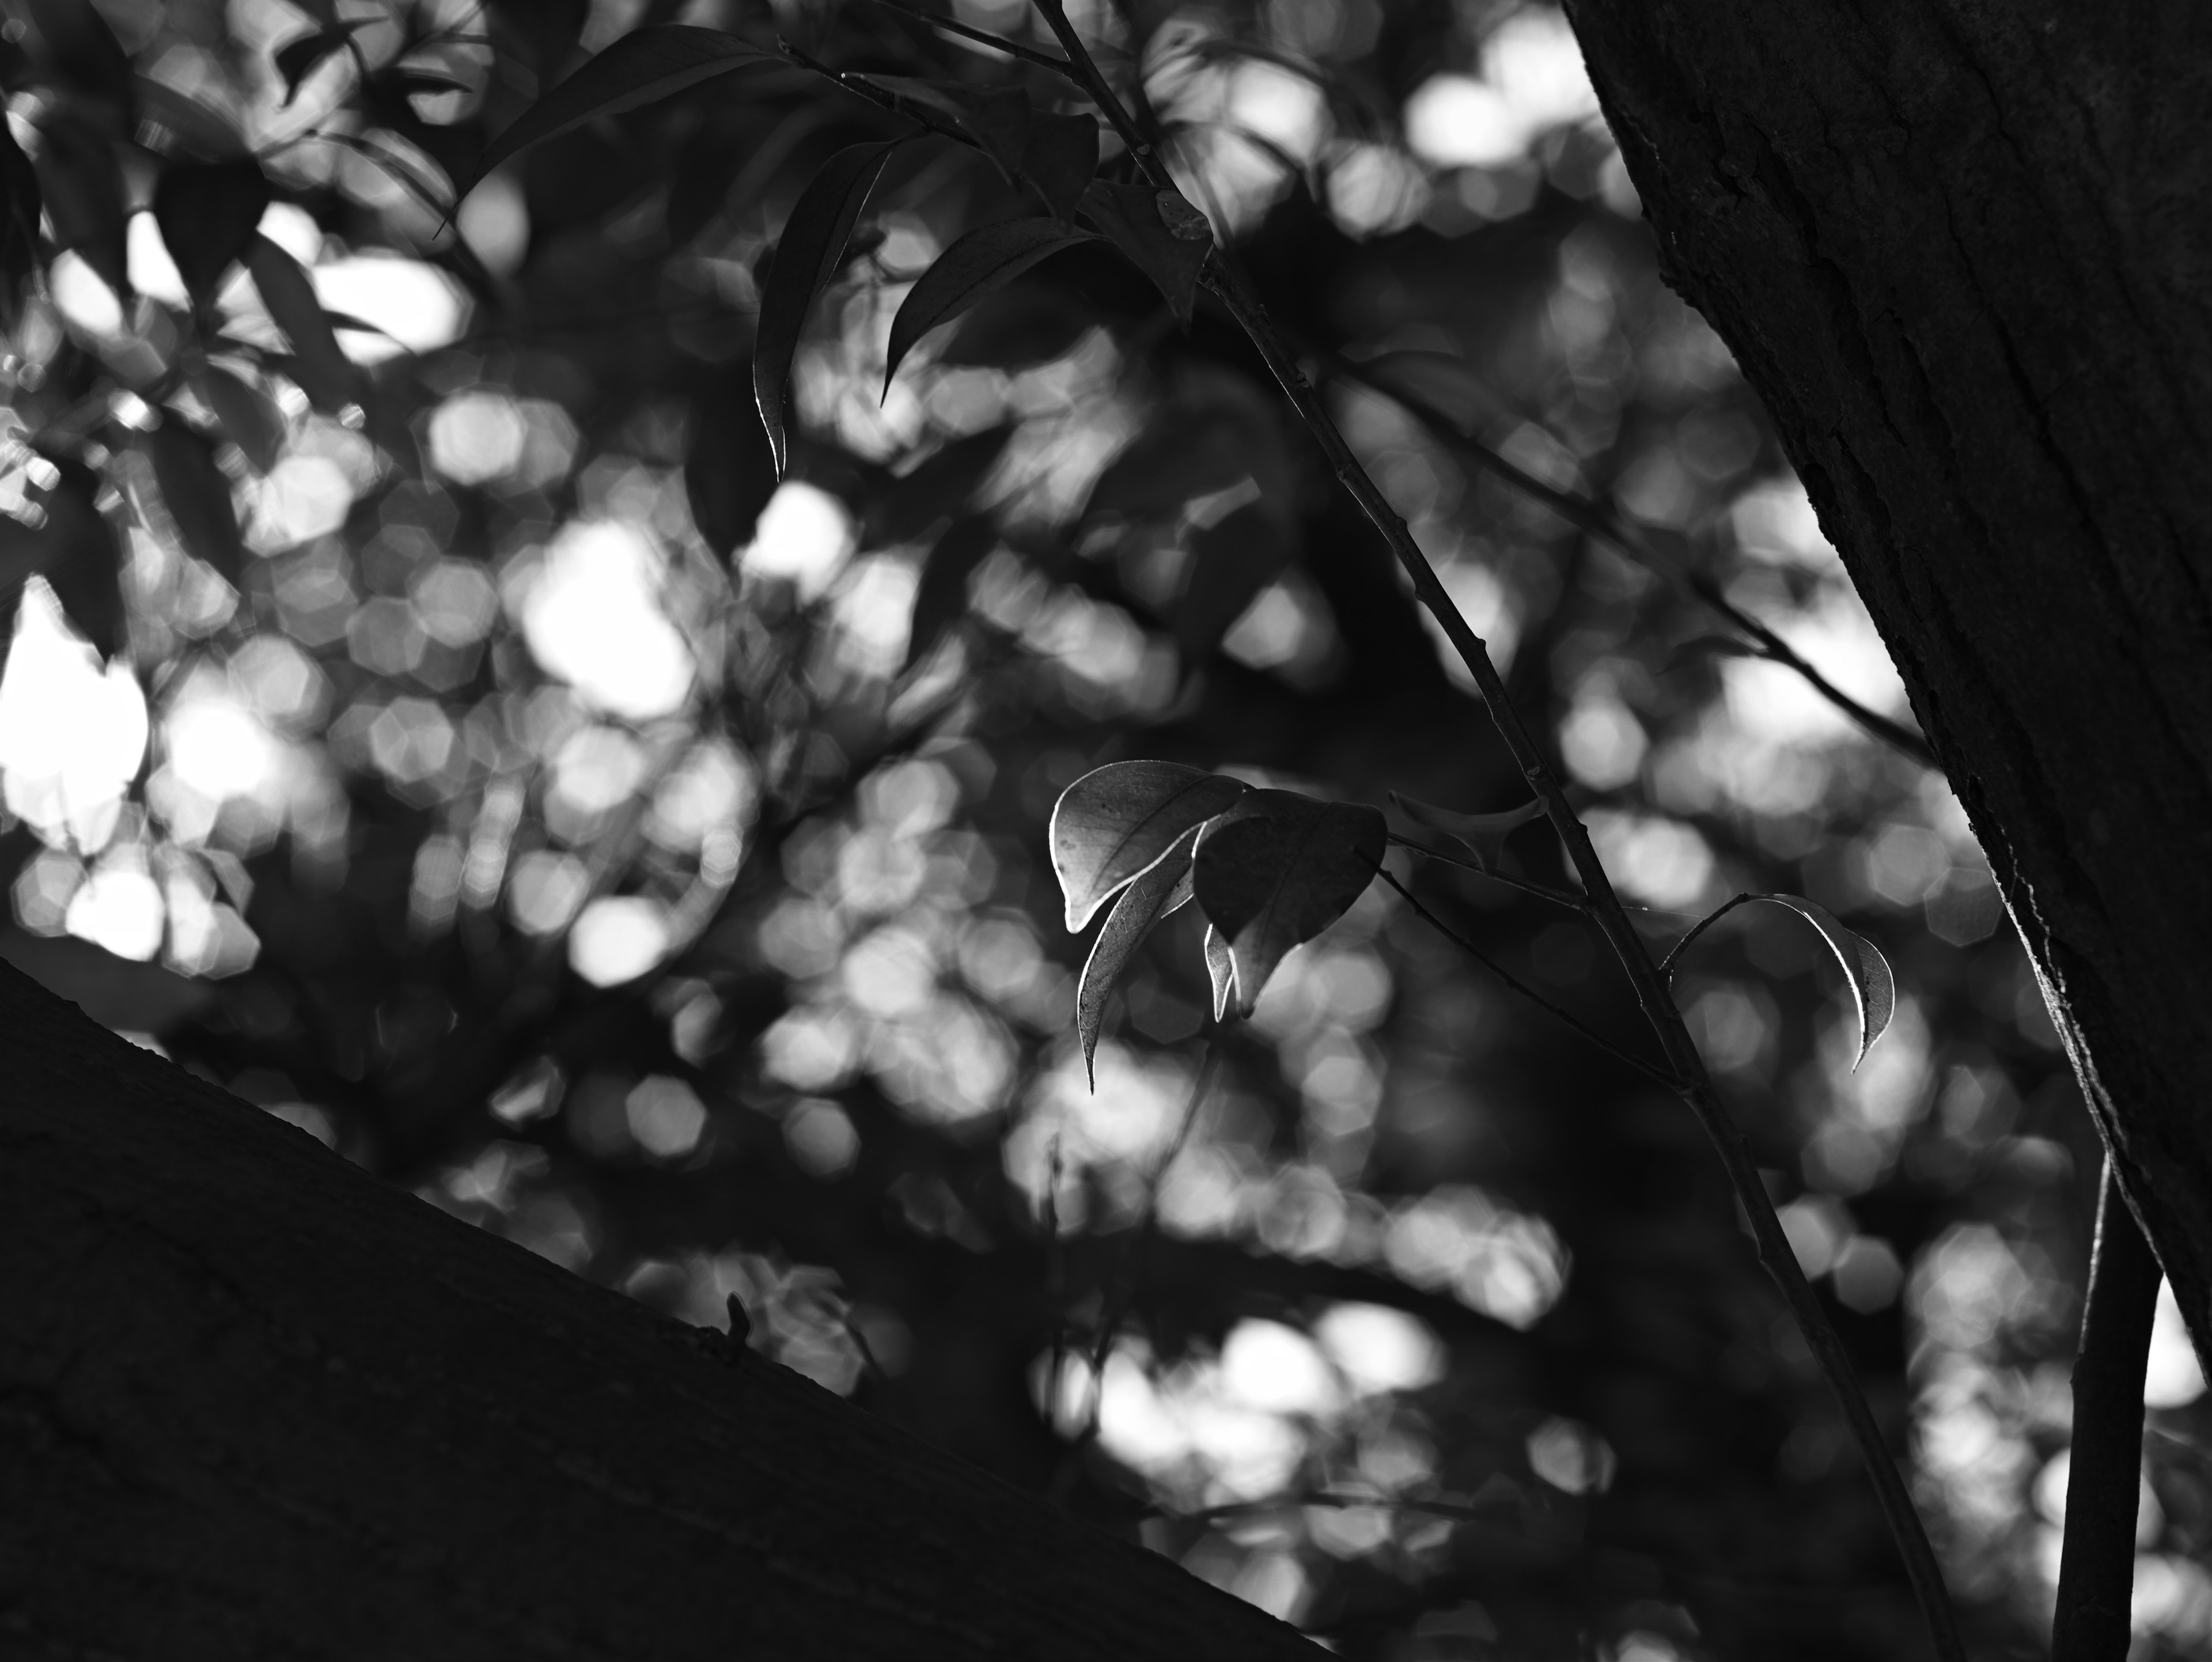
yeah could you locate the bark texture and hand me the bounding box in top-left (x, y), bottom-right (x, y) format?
top-left (1566, 0), bottom-right (2212, 1357)
top-left (0, 961), bottom-right (1317, 1660)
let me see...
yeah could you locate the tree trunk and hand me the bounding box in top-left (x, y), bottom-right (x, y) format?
top-left (0, 961), bottom-right (1317, 1659)
top-left (1565, 0), bottom-right (2212, 1361)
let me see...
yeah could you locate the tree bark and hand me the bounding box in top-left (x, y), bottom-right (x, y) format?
top-left (0, 961), bottom-right (1317, 1660)
top-left (1565, 0), bottom-right (2212, 1361)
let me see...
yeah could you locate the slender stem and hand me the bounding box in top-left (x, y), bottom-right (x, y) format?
top-left (1380, 870), bottom-right (1679, 1091)
top-left (1019, 10), bottom-right (1964, 1650)
top-left (1658, 891), bottom-right (1758, 981)
top-left (1385, 832), bottom-right (1588, 912)
top-left (861, 0), bottom-right (1085, 81)
top-left (1328, 354), bottom-right (1940, 771)
top-left (2052, 1160), bottom-right (2161, 1662)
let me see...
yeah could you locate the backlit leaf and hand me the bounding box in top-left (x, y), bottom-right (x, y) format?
top-left (1050, 760), bottom-right (1247, 932)
top-left (463, 26), bottom-right (780, 195)
top-left (1203, 923), bottom-right (1237, 1021)
top-left (1391, 792), bottom-right (1546, 869)
top-left (153, 161), bottom-right (272, 308)
top-left (1753, 895), bottom-right (1896, 1069)
top-left (1077, 828), bottom-right (1196, 1083)
top-left (1080, 179), bottom-right (1211, 323)
top-left (1192, 789), bottom-right (1386, 1018)
top-left (753, 141), bottom-right (900, 477)
top-left (884, 219), bottom-right (1100, 396)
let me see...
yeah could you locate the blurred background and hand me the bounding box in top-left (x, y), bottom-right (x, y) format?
top-left (2, 1), bottom-right (2207, 1656)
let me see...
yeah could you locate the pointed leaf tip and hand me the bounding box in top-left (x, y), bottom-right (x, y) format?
top-left (1049, 760), bottom-right (1247, 932)
top-left (1078, 831), bottom-right (1197, 1084)
top-left (463, 26), bottom-right (779, 199)
top-left (883, 219), bottom-right (1100, 399)
top-left (1192, 790), bottom-right (1386, 1018)
top-left (755, 140), bottom-right (900, 478)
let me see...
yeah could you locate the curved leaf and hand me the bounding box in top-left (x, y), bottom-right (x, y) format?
top-left (1390, 792), bottom-right (1546, 869)
top-left (1755, 895), bottom-right (1896, 1069)
top-left (753, 141), bottom-right (900, 478)
top-left (463, 26), bottom-right (779, 196)
top-left (1077, 829), bottom-right (1196, 1084)
top-left (153, 161), bottom-right (272, 308)
top-left (1203, 923), bottom-right (1237, 1022)
top-left (884, 219), bottom-right (1100, 396)
top-left (1192, 789), bottom-right (1386, 1018)
top-left (1080, 179), bottom-right (1211, 324)
top-left (246, 235), bottom-right (361, 412)
top-left (1050, 760), bottom-right (1247, 932)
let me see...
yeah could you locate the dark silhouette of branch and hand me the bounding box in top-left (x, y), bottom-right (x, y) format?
top-left (2052, 1161), bottom-right (2162, 1662)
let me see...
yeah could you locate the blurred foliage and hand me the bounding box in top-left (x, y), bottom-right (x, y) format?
top-left (1, 1), bottom-right (2209, 1659)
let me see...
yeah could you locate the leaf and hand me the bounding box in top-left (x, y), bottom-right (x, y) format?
top-left (1080, 179), bottom-right (1211, 324)
top-left (1390, 793), bottom-right (1546, 869)
top-left (904, 515), bottom-right (996, 670)
top-left (131, 78), bottom-right (252, 161)
top-left (32, 113), bottom-right (128, 298)
top-left (1050, 760), bottom-right (1247, 932)
top-left (1203, 923), bottom-right (1237, 1021)
top-left (274, 24), bottom-right (368, 105)
top-left (1191, 790), bottom-right (1386, 1018)
top-left (0, 119), bottom-right (39, 331)
top-left (884, 219), bottom-right (1101, 396)
top-left (143, 425), bottom-right (245, 585)
top-left (1752, 895), bottom-right (1896, 1069)
top-left (1021, 114), bottom-right (1098, 221)
top-left (685, 364), bottom-right (779, 557)
top-left (33, 461), bottom-right (125, 662)
top-left (195, 367), bottom-right (287, 475)
top-left (26, 0), bottom-right (134, 109)
top-left (1077, 828), bottom-right (1197, 1083)
top-left (462, 25), bottom-right (780, 197)
top-left (246, 234), bottom-right (362, 412)
top-left (153, 161), bottom-right (274, 308)
top-left (753, 141), bottom-right (900, 478)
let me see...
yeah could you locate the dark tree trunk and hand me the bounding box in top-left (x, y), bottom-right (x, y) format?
top-left (1566, 0), bottom-right (2212, 1360)
top-left (0, 963), bottom-right (1317, 1659)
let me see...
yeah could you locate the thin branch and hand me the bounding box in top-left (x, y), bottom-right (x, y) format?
top-left (859, 0), bottom-right (1085, 81)
top-left (2052, 1160), bottom-right (2162, 1662)
top-left (1327, 354), bottom-right (1941, 771)
top-left (1018, 9), bottom-right (1964, 1651)
top-left (1380, 870), bottom-right (1680, 1090)
top-left (1385, 832), bottom-right (1588, 912)
top-left (1658, 891), bottom-right (1758, 981)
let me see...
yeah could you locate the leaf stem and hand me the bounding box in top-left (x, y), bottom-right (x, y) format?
top-left (1385, 832), bottom-right (1588, 912)
top-left (1657, 891), bottom-right (1758, 981)
top-left (1327, 354), bottom-right (1940, 771)
top-left (1379, 869), bottom-right (1679, 1090)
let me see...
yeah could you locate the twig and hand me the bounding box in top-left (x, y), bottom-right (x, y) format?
top-left (1386, 832), bottom-right (1588, 912)
top-left (1380, 870), bottom-right (1679, 1090)
top-left (1658, 891), bottom-right (1758, 980)
top-left (2052, 1160), bottom-right (2161, 1662)
top-left (1022, 8), bottom-right (1965, 1653)
top-left (859, 0), bottom-right (1085, 82)
top-left (1327, 354), bottom-right (1940, 771)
